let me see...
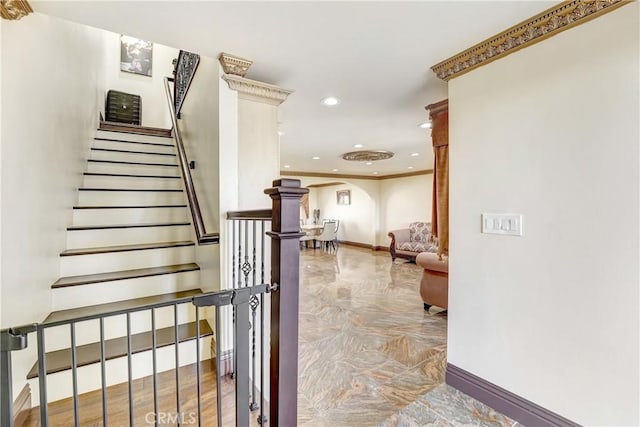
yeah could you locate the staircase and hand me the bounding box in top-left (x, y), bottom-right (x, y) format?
top-left (27, 124), bottom-right (213, 404)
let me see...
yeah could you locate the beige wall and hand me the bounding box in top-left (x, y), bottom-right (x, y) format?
top-left (1, 12), bottom-right (108, 396)
top-left (448, 5), bottom-right (639, 425)
top-left (103, 32), bottom-right (178, 128)
top-left (294, 173), bottom-right (433, 248)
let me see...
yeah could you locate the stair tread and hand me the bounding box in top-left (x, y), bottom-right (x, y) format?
top-left (67, 222), bottom-right (190, 231)
top-left (73, 205), bottom-right (187, 209)
top-left (91, 147), bottom-right (176, 157)
top-left (99, 121), bottom-right (173, 138)
top-left (94, 137), bottom-right (174, 148)
top-left (27, 319), bottom-right (212, 379)
top-left (52, 263), bottom-right (200, 289)
top-left (78, 188), bottom-right (183, 192)
top-left (84, 172), bottom-right (181, 179)
top-left (88, 159), bottom-right (178, 167)
top-left (61, 241), bottom-right (195, 257)
top-left (43, 288), bottom-right (203, 325)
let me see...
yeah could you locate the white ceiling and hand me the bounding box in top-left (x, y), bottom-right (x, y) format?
top-left (34, 1), bottom-right (549, 177)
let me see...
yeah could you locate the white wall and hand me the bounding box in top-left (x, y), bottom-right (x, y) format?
top-left (294, 174), bottom-right (433, 248)
top-left (378, 174), bottom-right (433, 246)
top-left (1, 12), bottom-right (108, 397)
top-left (448, 5), bottom-right (639, 426)
top-left (103, 32), bottom-right (178, 128)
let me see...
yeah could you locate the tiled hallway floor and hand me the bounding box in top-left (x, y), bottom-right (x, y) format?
top-left (297, 246), bottom-right (516, 426)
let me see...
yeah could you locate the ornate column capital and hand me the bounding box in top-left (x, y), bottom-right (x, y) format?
top-left (1, 0), bottom-right (33, 20)
top-left (218, 52), bottom-right (253, 77)
top-left (222, 74), bottom-right (294, 106)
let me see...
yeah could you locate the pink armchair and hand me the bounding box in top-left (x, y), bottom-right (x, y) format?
top-left (416, 252), bottom-right (448, 311)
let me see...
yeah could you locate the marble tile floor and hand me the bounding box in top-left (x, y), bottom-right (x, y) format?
top-left (298, 246), bottom-right (516, 427)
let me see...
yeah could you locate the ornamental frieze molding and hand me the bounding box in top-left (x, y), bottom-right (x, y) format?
top-left (431, 0), bottom-right (631, 81)
top-left (0, 0), bottom-right (33, 20)
top-left (218, 52), bottom-right (253, 77)
top-left (222, 74), bottom-right (294, 106)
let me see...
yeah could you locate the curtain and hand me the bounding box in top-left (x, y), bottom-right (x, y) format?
top-left (427, 100), bottom-right (449, 257)
top-left (300, 192), bottom-right (310, 219)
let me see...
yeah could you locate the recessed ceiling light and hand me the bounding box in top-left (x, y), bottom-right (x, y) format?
top-left (353, 144), bottom-right (364, 148)
top-left (365, 161), bottom-right (373, 166)
top-left (373, 171), bottom-right (379, 175)
top-left (312, 156), bottom-right (320, 160)
top-left (419, 121), bottom-right (432, 129)
top-left (321, 97), bottom-right (340, 106)
top-left (408, 166), bottom-right (414, 170)
top-left (410, 152), bottom-right (420, 157)
top-left (283, 164), bottom-right (291, 169)
top-left (332, 168), bottom-right (338, 172)
top-left (277, 130), bottom-right (285, 136)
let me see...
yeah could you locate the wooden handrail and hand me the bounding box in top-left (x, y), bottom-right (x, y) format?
top-left (226, 209), bottom-right (272, 220)
top-left (163, 76), bottom-right (219, 245)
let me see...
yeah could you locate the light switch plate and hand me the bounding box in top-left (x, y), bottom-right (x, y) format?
top-left (481, 214), bottom-right (523, 236)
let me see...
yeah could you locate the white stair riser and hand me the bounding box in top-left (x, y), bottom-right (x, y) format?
top-left (78, 190), bottom-right (185, 206)
top-left (83, 175), bottom-right (183, 190)
top-left (51, 270), bottom-right (200, 311)
top-left (87, 161), bottom-right (180, 176)
top-left (43, 304), bottom-right (197, 352)
top-left (73, 207), bottom-right (189, 226)
top-left (61, 245), bottom-right (196, 276)
top-left (29, 338), bottom-right (212, 405)
top-left (67, 225), bottom-right (192, 249)
top-left (95, 130), bottom-right (174, 145)
top-left (90, 149), bottom-right (177, 165)
top-left (93, 138), bottom-right (175, 155)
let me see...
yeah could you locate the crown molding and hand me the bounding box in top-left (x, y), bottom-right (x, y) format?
top-left (431, 0), bottom-right (630, 81)
top-left (1, 0), bottom-right (33, 20)
top-left (222, 74), bottom-right (294, 106)
top-left (218, 52), bottom-right (253, 77)
top-left (281, 169), bottom-right (433, 181)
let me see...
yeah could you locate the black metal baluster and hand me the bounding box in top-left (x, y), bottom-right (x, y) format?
top-left (70, 323), bottom-right (79, 427)
top-left (99, 318), bottom-right (108, 426)
top-left (243, 220), bottom-right (251, 288)
top-left (152, 309), bottom-right (158, 427)
top-left (195, 306), bottom-right (202, 427)
top-left (174, 304), bottom-right (182, 427)
top-left (126, 313), bottom-right (134, 426)
top-left (215, 307), bottom-right (223, 427)
top-left (37, 327), bottom-right (48, 427)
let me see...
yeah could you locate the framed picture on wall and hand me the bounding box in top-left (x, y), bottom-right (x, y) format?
top-left (120, 35), bottom-right (153, 77)
top-left (337, 190), bottom-right (351, 205)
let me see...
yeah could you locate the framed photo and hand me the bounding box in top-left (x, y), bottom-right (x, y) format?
top-left (120, 35), bottom-right (153, 76)
top-left (336, 190), bottom-right (351, 205)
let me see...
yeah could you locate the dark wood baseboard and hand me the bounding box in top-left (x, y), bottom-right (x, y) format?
top-left (13, 383), bottom-right (31, 426)
top-left (446, 364), bottom-right (580, 427)
top-left (338, 241), bottom-right (389, 252)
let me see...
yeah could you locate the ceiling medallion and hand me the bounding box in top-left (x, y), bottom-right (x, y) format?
top-left (341, 150), bottom-right (394, 162)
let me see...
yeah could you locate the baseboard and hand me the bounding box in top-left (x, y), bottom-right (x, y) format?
top-left (446, 364), bottom-right (580, 427)
top-left (13, 383), bottom-right (31, 426)
top-left (338, 241), bottom-right (389, 252)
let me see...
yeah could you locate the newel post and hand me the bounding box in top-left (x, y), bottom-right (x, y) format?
top-left (264, 179), bottom-right (308, 426)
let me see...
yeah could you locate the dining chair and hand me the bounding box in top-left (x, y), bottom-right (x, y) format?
top-left (316, 221), bottom-right (338, 251)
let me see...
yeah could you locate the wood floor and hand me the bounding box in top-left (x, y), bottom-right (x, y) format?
top-left (22, 360), bottom-right (268, 426)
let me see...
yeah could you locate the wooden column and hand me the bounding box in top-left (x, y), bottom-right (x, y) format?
top-left (264, 179), bottom-right (308, 426)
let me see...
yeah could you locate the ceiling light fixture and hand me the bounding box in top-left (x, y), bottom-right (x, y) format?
top-left (312, 156), bottom-right (320, 160)
top-left (321, 97), bottom-right (340, 106)
top-left (419, 121), bottom-right (432, 129)
top-left (353, 144), bottom-right (364, 148)
top-left (332, 168), bottom-right (339, 172)
top-left (278, 130), bottom-right (285, 136)
top-left (373, 171), bottom-right (379, 175)
top-left (365, 162), bottom-right (373, 166)
top-left (410, 152), bottom-right (420, 157)
top-left (283, 164), bottom-right (291, 168)
top-left (408, 166), bottom-right (414, 170)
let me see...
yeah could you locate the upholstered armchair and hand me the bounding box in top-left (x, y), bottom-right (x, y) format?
top-left (416, 252), bottom-right (448, 311)
top-left (388, 221), bottom-right (438, 262)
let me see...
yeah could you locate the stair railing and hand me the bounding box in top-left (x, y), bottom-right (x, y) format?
top-left (163, 50), bottom-right (218, 245)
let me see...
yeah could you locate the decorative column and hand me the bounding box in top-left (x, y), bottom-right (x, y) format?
top-left (264, 179), bottom-right (308, 427)
top-left (0, 0), bottom-right (32, 20)
top-left (219, 52), bottom-right (294, 210)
